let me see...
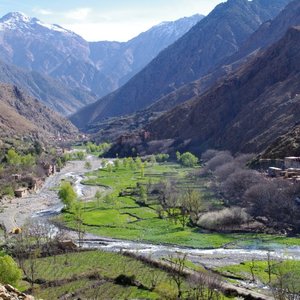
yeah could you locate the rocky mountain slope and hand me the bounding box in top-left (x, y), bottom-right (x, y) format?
top-left (0, 12), bottom-right (202, 99)
top-left (0, 59), bottom-right (95, 115)
top-left (147, 0), bottom-right (300, 115)
top-left (147, 26), bottom-right (300, 155)
top-left (260, 124), bottom-right (300, 159)
top-left (71, 0), bottom-right (291, 129)
top-left (0, 83), bottom-right (78, 139)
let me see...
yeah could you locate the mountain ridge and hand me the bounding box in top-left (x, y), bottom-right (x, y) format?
top-left (146, 26), bottom-right (300, 155)
top-left (0, 12), bottom-right (203, 100)
top-left (71, 0), bottom-right (291, 129)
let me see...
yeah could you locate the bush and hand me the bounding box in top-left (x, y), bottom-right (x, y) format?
top-left (205, 152), bottom-right (233, 172)
top-left (0, 185), bottom-right (14, 198)
top-left (0, 255), bottom-right (22, 286)
top-left (179, 152), bottom-right (198, 167)
top-left (58, 181), bottom-right (77, 210)
top-left (197, 207), bottom-right (250, 230)
top-left (155, 154), bottom-right (169, 162)
top-left (114, 274), bottom-right (136, 286)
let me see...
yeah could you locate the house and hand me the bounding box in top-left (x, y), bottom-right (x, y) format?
top-left (284, 157), bottom-right (300, 169)
top-left (11, 174), bottom-right (22, 180)
top-left (42, 162), bottom-right (56, 177)
top-left (268, 167), bottom-right (284, 177)
top-left (14, 188), bottom-right (28, 198)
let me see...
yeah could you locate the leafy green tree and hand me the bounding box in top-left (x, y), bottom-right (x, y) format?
top-left (21, 153), bottom-right (36, 167)
top-left (138, 184), bottom-right (147, 205)
top-left (58, 181), bottom-right (77, 210)
top-left (56, 157), bottom-right (63, 169)
top-left (95, 191), bottom-right (102, 208)
top-left (114, 158), bottom-right (121, 169)
top-left (128, 157), bottom-right (135, 170)
top-left (176, 151), bottom-right (181, 162)
top-left (155, 154), bottom-right (169, 162)
top-left (179, 152), bottom-right (198, 167)
top-left (107, 163), bottom-right (113, 173)
top-left (6, 149), bottom-right (21, 166)
top-left (149, 155), bottom-right (156, 165)
top-left (0, 255), bottom-right (22, 286)
top-left (75, 151), bottom-right (86, 160)
top-left (135, 157), bottom-right (142, 169)
top-left (84, 161), bottom-right (92, 169)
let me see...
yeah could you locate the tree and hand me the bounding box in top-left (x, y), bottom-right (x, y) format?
top-left (135, 157), bottom-right (142, 169)
top-left (138, 184), bottom-right (147, 205)
top-left (0, 255), bottom-right (22, 286)
top-left (57, 157), bottom-right (63, 169)
top-left (6, 149), bottom-right (21, 166)
top-left (114, 158), bottom-right (121, 169)
top-left (176, 151), bottom-right (181, 162)
top-left (181, 189), bottom-right (204, 223)
top-left (270, 260), bottom-right (300, 300)
top-left (155, 153), bottom-right (169, 162)
top-left (179, 152), bottom-right (198, 167)
top-left (168, 253), bottom-right (187, 299)
top-left (58, 181), bottom-right (77, 210)
top-left (21, 153), bottom-right (36, 168)
top-left (150, 155), bottom-right (156, 166)
top-left (95, 191), bottom-right (102, 208)
top-left (84, 161), bottom-right (92, 170)
top-left (73, 201), bottom-right (85, 246)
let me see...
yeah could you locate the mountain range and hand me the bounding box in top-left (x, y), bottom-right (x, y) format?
top-left (71, 0), bottom-right (291, 129)
top-left (0, 12), bottom-right (203, 102)
top-left (98, 0), bottom-right (300, 158)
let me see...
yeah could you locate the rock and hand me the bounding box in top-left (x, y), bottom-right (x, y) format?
top-left (0, 285), bottom-right (35, 300)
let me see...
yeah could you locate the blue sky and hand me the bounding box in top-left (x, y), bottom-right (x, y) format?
top-left (0, 0), bottom-right (224, 41)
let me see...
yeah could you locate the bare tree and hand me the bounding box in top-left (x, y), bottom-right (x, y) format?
top-left (221, 169), bottom-right (263, 205)
top-left (168, 253), bottom-right (187, 299)
top-left (188, 272), bottom-right (223, 300)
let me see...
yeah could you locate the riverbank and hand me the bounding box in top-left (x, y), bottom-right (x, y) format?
top-left (0, 155), bottom-right (103, 233)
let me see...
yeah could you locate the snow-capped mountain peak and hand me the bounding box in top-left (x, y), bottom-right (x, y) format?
top-left (0, 11), bottom-right (71, 34)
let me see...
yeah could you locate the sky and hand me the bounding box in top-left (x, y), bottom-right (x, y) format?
top-left (0, 0), bottom-right (224, 42)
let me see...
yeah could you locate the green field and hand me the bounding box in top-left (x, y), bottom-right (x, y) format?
top-left (20, 250), bottom-right (232, 300)
top-left (60, 161), bottom-right (300, 249)
top-left (216, 259), bottom-right (300, 293)
top-left (22, 250), bottom-right (171, 299)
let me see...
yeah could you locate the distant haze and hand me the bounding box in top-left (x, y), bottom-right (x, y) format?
top-left (0, 0), bottom-right (224, 41)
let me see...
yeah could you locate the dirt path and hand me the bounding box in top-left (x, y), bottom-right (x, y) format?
top-left (0, 155), bottom-right (103, 232)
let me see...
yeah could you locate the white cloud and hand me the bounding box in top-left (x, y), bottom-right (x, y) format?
top-left (65, 8), bottom-right (91, 21)
top-left (32, 8), bottom-right (53, 16)
top-left (62, 20), bottom-right (156, 42)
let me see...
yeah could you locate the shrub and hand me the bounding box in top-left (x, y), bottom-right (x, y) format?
top-left (179, 152), bottom-right (198, 167)
top-left (205, 152), bottom-right (233, 172)
top-left (155, 153), bottom-right (169, 162)
top-left (0, 255), bottom-right (22, 286)
top-left (197, 207), bottom-right (250, 230)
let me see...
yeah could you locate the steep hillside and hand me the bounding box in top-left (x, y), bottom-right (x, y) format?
top-left (0, 12), bottom-right (201, 99)
top-left (260, 124), bottom-right (300, 159)
top-left (0, 83), bottom-right (78, 138)
top-left (71, 0), bottom-right (291, 129)
top-left (148, 0), bottom-right (300, 114)
top-left (147, 27), bottom-right (300, 154)
top-left (0, 59), bottom-right (95, 115)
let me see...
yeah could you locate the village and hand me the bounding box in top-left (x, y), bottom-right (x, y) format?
top-left (268, 156), bottom-right (300, 181)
